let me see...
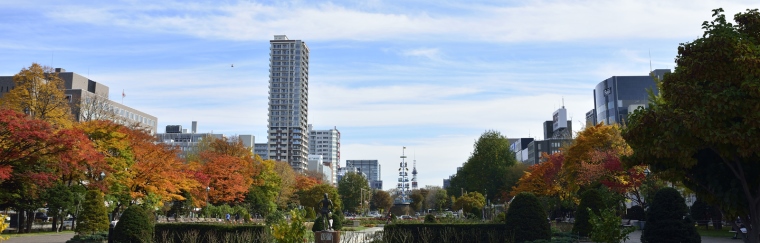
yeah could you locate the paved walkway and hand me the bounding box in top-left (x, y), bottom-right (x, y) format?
top-left (0, 228), bottom-right (744, 243)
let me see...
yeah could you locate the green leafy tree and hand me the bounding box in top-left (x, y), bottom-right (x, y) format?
top-left (447, 130), bottom-right (517, 202)
top-left (76, 190), bottom-right (109, 236)
top-left (504, 192), bottom-right (550, 243)
top-left (112, 205), bottom-right (154, 243)
top-left (298, 183), bottom-right (341, 214)
top-left (410, 190), bottom-right (425, 212)
top-left (589, 208), bottom-right (636, 243)
top-left (452, 192), bottom-right (485, 217)
top-left (425, 188), bottom-right (448, 212)
top-left (640, 188), bottom-right (699, 243)
top-left (573, 189), bottom-right (604, 237)
top-left (337, 172), bottom-right (370, 213)
top-left (622, 8), bottom-right (760, 242)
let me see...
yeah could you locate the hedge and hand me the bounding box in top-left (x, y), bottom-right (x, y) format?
top-left (383, 224), bottom-right (510, 243)
top-left (154, 223), bottom-right (270, 243)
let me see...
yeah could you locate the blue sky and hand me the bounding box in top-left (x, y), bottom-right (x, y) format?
top-left (1, 0), bottom-right (756, 190)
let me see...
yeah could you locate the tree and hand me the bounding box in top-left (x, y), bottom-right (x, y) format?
top-left (194, 137), bottom-right (259, 204)
top-left (504, 192), bottom-right (550, 243)
top-left (0, 63), bottom-right (73, 128)
top-left (372, 190), bottom-right (393, 213)
top-left (244, 159), bottom-right (280, 217)
top-left (622, 8), bottom-right (760, 243)
top-left (563, 124), bottom-right (630, 198)
top-left (76, 190), bottom-right (109, 236)
top-left (452, 192), bottom-right (485, 216)
top-left (0, 109), bottom-right (72, 233)
top-left (272, 161), bottom-right (297, 209)
top-left (511, 152), bottom-right (564, 198)
top-left (298, 184), bottom-right (341, 212)
top-left (410, 190), bottom-right (425, 212)
top-left (423, 186), bottom-right (448, 212)
top-left (448, 130), bottom-right (517, 202)
top-left (640, 188), bottom-right (699, 243)
top-left (124, 127), bottom-right (198, 207)
top-left (337, 172), bottom-right (370, 213)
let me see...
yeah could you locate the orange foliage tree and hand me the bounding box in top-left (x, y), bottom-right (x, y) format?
top-left (511, 152), bottom-right (564, 198)
top-left (194, 137), bottom-right (259, 204)
top-left (123, 128), bottom-right (198, 206)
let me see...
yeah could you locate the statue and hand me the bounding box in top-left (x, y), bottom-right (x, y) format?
top-left (319, 193), bottom-right (334, 230)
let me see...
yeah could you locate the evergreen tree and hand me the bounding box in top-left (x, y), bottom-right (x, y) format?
top-left (76, 190), bottom-right (109, 235)
top-left (504, 192), bottom-right (550, 242)
top-left (641, 187), bottom-right (699, 243)
top-left (112, 205), bottom-right (154, 243)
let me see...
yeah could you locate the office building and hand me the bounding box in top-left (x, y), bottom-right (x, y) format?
top-left (266, 35), bottom-right (310, 172)
top-left (308, 125), bottom-right (340, 185)
top-left (515, 107), bottom-right (574, 165)
top-left (345, 160), bottom-right (382, 190)
top-left (592, 69), bottom-right (670, 125)
top-left (155, 121), bottom-right (255, 159)
top-left (308, 155), bottom-right (333, 184)
top-left (0, 68), bottom-right (158, 134)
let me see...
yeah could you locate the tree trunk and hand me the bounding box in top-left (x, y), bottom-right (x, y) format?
top-left (24, 210), bottom-right (34, 233)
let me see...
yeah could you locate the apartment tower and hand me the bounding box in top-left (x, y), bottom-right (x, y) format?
top-left (308, 125), bottom-right (341, 185)
top-left (267, 35), bottom-right (310, 172)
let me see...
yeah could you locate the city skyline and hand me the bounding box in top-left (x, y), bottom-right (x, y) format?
top-left (0, 0), bottom-right (755, 190)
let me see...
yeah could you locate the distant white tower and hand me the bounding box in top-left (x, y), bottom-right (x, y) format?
top-left (395, 147), bottom-right (411, 205)
top-left (411, 157), bottom-right (418, 191)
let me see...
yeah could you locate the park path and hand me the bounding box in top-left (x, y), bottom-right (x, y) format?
top-left (0, 228), bottom-right (742, 243)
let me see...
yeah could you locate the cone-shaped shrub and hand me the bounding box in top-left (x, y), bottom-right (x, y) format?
top-left (112, 205), bottom-right (154, 243)
top-left (573, 189), bottom-right (604, 237)
top-left (312, 216), bottom-right (325, 232)
top-left (424, 214), bottom-right (436, 223)
top-left (504, 192), bottom-right (550, 242)
top-left (331, 212), bottom-right (343, 230)
top-left (641, 187), bottom-right (699, 243)
top-left (76, 190), bottom-right (109, 235)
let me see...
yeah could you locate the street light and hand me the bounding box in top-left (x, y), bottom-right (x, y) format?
top-left (205, 186), bottom-right (210, 218)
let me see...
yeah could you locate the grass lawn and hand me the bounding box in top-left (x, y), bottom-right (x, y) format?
top-left (3, 230), bottom-right (74, 238)
top-left (697, 227), bottom-right (735, 238)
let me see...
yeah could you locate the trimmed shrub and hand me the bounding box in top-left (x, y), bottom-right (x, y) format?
top-left (154, 224), bottom-right (269, 243)
top-left (641, 187), bottom-right (699, 243)
top-left (504, 192), bottom-right (551, 243)
top-left (66, 231), bottom-right (108, 243)
top-left (572, 189), bottom-right (604, 237)
top-left (331, 212), bottom-right (343, 230)
top-left (383, 224), bottom-right (509, 242)
top-left (424, 214), bottom-right (436, 223)
top-left (112, 205), bottom-right (154, 243)
top-left (312, 216), bottom-right (325, 232)
top-left (76, 190), bottom-right (109, 236)
top-left (627, 205), bottom-right (645, 221)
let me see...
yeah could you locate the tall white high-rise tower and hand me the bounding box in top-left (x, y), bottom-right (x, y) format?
top-left (267, 35), bottom-right (310, 172)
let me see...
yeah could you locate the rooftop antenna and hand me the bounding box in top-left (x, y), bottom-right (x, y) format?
top-left (562, 97), bottom-right (565, 108)
top-left (649, 49), bottom-right (652, 72)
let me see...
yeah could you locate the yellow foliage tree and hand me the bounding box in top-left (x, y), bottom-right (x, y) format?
top-left (0, 63), bottom-right (72, 128)
top-left (562, 123), bottom-right (631, 197)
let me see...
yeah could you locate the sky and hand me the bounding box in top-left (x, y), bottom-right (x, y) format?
top-left (0, 0), bottom-right (756, 190)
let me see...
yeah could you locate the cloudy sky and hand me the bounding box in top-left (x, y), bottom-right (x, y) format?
top-left (0, 0), bottom-right (755, 190)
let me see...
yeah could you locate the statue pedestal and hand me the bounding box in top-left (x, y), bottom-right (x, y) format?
top-left (315, 231), bottom-right (340, 243)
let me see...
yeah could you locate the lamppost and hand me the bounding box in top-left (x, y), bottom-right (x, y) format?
top-left (205, 186), bottom-right (210, 218)
top-left (360, 188), bottom-right (365, 216)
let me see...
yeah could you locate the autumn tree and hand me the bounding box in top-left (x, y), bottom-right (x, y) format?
top-left (623, 8), bottom-right (760, 243)
top-left (272, 161), bottom-right (297, 208)
top-left (448, 130), bottom-right (517, 202)
top-left (562, 123), bottom-right (630, 197)
top-left (123, 127), bottom-right (198, 208)
top-left (0, 63), bottom-right (72, 128)
top-left (337, 172), bottom-right (370, 213)
top-left (372, 190), bottom-right (393, 213)
top-left (511, 153), bottom-right (564, 198)
top-left (0, 109), bottom-right (73, 233)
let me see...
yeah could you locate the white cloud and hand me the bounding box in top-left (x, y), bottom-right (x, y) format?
top-left (41, 0), bottom-right (759, 43)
